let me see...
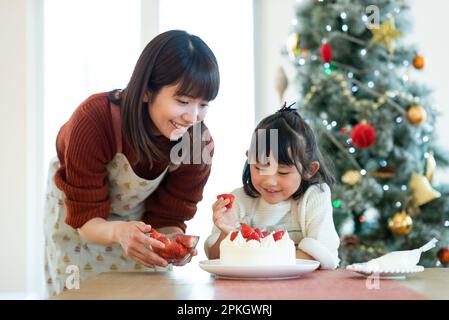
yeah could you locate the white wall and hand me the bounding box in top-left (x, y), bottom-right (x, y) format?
top-left (0, 0), bottom-right (27, 292)
top-left (254, 0), bottom-right (297, 123)
top-left (409, 0), bottom-right (449, 183)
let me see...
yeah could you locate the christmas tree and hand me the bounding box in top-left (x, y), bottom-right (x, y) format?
top-left (283, 0), bottom-right (449, 267)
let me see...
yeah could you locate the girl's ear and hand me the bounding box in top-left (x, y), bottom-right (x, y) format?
top-left (305, 161), bottom-right (320, 179)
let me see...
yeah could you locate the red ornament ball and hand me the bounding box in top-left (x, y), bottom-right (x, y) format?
top-left (320, 43), bottom-right (332, 63)
top-left (437, 247), bottom-right (449, 266)
top-left (351, 123), bottom-right (376, 149)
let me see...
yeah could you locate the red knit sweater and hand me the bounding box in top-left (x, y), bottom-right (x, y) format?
top-left (54, 92), bottom-right (214, 231)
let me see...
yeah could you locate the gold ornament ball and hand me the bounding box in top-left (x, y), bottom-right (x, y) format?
top-left (388, 211), bottom-right (413, 236)
top-left (342, 170), bottom-right (363, 186)
top-left (407, 105), bottom-right (427, 126)
top-left (413, 55), bottom-right (425, 69)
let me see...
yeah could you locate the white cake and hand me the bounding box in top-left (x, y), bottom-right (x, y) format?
top-left (219, 229), bottom-right (296, 266)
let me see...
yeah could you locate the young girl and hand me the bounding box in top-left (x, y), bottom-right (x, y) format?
top-left (44, 30), bottom-right (219, 296)
top-left (204, 104), bottom-right (340, 269)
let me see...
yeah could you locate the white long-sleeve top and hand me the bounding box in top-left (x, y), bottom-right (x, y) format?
top-left (205, 183), bottom-right (340, 269)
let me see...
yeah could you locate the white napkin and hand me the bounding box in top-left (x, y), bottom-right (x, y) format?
top-left (366, 238), bottom-right (438, 270)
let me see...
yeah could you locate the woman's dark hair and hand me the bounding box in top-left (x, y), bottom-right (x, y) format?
top-left (242, 110), bottom-right (335, 199)
top-left (121, 30), bottom-right (220, 166)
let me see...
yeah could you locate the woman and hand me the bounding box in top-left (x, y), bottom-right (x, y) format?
top-left (44, 29), bottom-right (220, 296)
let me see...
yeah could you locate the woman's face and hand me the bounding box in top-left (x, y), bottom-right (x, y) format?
top-left (148, 84), bottom-right (210, 140)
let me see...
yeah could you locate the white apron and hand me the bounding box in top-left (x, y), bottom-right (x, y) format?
top-left (44, 103), bottom-right (174, 297)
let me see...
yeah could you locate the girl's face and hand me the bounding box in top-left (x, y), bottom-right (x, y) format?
top-left (249, 160), bottom-right (302, 204)
top-left (148, 84), bottom-right (210, 140)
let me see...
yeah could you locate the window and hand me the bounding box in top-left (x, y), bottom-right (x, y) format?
top-left (43, 0), bottom-right (141, 170)
top-left (159, 0), bottom-right (255, 255)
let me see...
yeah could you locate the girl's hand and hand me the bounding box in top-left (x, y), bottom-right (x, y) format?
top-left (212, 198), bottom-right (239, 234)
top-left (114, 221), bottom-right (168, 268)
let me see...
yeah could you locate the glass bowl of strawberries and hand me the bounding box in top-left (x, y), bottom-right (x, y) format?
top-left (147, 229), bottom-right (200, 265)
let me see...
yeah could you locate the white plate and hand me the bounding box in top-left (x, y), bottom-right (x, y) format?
top-left (346, 263), bottom-right (424, 279)
top-left (198, 259), bottom-right (320, 280)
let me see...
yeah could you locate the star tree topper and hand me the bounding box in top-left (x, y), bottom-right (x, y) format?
top-left (369, 17), bottom-right (403, 54)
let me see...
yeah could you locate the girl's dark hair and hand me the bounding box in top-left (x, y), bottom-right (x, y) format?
top-left (243, 110), bottom-right (335, 199)
top-left (121, 30), bottom-right (220, 166)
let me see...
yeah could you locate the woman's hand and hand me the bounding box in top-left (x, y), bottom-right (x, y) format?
top-left (158, 229), bottom-right (198, 267)
top-left (172, 248), bottom-right (198, 266)
top-left (113, 221), bottom-right (169, 268)
top-left (212, 197), bottom-right (239, 234)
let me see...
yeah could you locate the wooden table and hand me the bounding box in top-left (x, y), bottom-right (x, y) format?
top-left (55, 263), bottom-right (449, 300)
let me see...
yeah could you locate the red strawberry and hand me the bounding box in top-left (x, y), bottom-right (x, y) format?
top-left (273, 230), bottom-right (285, 241)
top-left (152, 239), bottom-right (170, 255)
top-left (261, 231), bottom-right (269, 238)
top-left (158, 237), bottom-right (171, 246)
top-left (240, 223), bottom-right (253, 239)
top-left (150, 230), bottom-right (197, 262)
top-left (149, 228), bottom-right (162, 239)
top-left (230, 231), bottom-right (239, 241)
top-left (175, 235), bottom-right (200, 249)
top-left (217, 193), bottom-right (235, 209)
top-left (176, 244), bottom-right (188, 259)
top-left (159, 242), bottom-right (186, 260)
top-left (247, 231), bottom-right (260, 241)
top-left (149, 229), bottom-right (170, 247)
top-left (150, 228), bottom-right (169, 243)
top-left (254, 228), bottom-right (263, 238)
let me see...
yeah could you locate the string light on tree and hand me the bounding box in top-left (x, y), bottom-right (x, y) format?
top-left (332, 199), bottom-right (342, 209)
top-left (395, 116), bottom-right (403, 124)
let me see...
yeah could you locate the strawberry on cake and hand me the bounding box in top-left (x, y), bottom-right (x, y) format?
top-left (219, 224), bottom-right (296, 265)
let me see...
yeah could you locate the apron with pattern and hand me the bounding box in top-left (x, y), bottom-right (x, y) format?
top-left (242, 199), bottom-right (303, 245)
top-left (44, 103), bottom-right (174, 297)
